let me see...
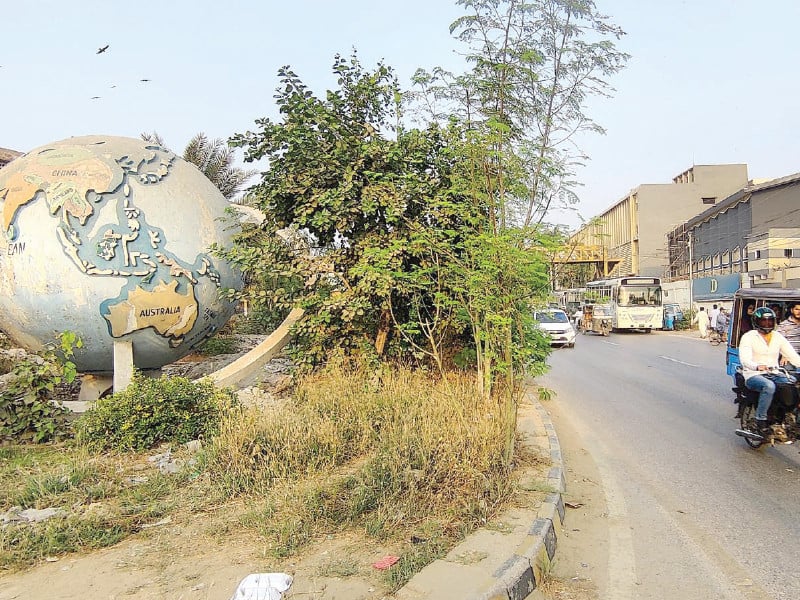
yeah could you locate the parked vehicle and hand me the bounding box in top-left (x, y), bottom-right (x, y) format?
top-left (663, 303), bottom-right (684, 329)
top-left (533, 308), bottom-right (576, 348)
top-left (726, 287), bottom-right (800, 449)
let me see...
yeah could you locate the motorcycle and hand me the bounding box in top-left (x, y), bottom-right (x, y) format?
top-left (733, 367), bottom-right (800, 448)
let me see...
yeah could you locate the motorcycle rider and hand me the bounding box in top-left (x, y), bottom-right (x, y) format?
top-left (739, 307), bottom-right (800, 437)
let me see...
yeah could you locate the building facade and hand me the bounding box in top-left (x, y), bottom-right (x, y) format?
top-left (572, 164), bottom-right (750, 278)
top-left (667, 172), bottom-right (800, 289)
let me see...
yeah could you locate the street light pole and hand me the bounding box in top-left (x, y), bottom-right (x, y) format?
top-left (687, 230), bottom-right (694, 311)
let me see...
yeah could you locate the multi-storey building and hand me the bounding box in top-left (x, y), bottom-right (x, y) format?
top-left (571, 164), bottom-right (750, 278)
top-left (667, 172), bottom-right (800, 289)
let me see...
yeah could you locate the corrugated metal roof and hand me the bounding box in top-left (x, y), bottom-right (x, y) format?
top-left (749, 170), bottom-right (800, 193)
top-left (686, 171), bottom-right (800, 228)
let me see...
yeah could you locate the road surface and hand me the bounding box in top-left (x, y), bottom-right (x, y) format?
top-left (538, 329), bottom-right (800, 600)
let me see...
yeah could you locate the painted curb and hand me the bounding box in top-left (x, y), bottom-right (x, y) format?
top-left (482, 400), bottom-right (566, 600)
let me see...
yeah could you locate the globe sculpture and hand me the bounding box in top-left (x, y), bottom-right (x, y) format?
top-left (0, 135), bottom-right (242, 374)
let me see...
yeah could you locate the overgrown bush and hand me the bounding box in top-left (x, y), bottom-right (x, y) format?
top-left (0, 333), bottom-right (14, 374)
top-left (235, 304), bottom-right (293, 335)
top-left (74, 374), bottom-right (237, 452)
top-left (0, 332), bottom-right (81, 444)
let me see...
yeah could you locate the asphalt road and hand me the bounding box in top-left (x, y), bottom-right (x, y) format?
top-left (539, 329), bottom-right (800, 600)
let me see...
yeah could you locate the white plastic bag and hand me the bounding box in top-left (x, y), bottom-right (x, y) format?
top-left (229, 572), bottom-right (293, 600)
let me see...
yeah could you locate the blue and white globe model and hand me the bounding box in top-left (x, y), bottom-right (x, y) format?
top-left (0, 135), bottom-right (242, 373)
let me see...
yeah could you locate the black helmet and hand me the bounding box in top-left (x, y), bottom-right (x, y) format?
top-left (752, 306), bottom-right (777, 333)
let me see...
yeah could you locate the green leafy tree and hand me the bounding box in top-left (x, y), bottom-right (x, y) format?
top-left (141, 132), bottom-right (256, 201)
top-left (224, 54), bottom-right (553, 392)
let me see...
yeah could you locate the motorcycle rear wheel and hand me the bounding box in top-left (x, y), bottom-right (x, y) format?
top-left (739, 404), bottom-right (765, 449)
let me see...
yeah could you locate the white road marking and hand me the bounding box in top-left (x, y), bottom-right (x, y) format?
top-left (659, 355), bottom-right (699, 368)
top-left (603, 340), bottom-right (620, 346)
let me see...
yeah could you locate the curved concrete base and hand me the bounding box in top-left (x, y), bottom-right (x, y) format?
top-left (199, 308), bottom-right (304, 388)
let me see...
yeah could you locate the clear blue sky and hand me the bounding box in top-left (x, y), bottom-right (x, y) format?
top-left (3, 1), bottom-right (799, 229)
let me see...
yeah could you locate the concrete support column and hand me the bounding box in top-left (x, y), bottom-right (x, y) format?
top-left (113, 340), bottom-right (134, 392)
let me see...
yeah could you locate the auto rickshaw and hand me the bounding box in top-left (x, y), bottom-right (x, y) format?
top-left (726, 287), bottom-right (800, 448)
top-left (579, 303), bottom-right (612, 336)
top-left (726, 287), bottom-right (800, 380)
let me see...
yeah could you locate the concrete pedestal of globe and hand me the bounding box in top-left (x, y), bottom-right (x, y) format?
top-left (74, 342), bottom-right (135, 402)
top-left (0, 135), bottom-right (243, 390)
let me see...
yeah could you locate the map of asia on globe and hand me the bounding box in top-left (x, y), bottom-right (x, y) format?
top-left (0, 135), bottom-right (243, 373)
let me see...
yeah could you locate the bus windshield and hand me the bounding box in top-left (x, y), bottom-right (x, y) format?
top-left (617, 286), bottom-right (662, 307)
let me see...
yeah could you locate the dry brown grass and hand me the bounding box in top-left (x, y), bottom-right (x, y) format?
top-left (203, 361), bottom-right (518, 569)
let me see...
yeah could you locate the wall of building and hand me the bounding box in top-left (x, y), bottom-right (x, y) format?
top-left (632, 164), bottom-right (750, 278)
top-left (749, 181), bottom-right (800, 238)
top-left (690, 198), bottom-right (751, 277)
top-left (661, 279), bottom-right (690, 309)
top-left (571, 164), bottom-right (750, 280)
top-left (638, 184), bottom-right (707, 277)
top-left (746, 182), bottom-right (800, 288)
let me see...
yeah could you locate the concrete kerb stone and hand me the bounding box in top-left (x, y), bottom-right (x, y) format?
top-left (395, 392), bottom-right (566, 600)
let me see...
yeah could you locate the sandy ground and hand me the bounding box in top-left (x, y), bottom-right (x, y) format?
top-left (0, 510), bottom-right (407, 600)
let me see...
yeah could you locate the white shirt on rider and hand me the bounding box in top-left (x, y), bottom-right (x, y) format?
top-left (738, 329), bottom-right (800, 380)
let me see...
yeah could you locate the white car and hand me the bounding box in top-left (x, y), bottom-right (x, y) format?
top-left (534, 309), bottom-right (577, 348)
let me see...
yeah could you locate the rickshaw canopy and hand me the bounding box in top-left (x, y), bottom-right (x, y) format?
top-left (726, 287), bottom-right (800, 378)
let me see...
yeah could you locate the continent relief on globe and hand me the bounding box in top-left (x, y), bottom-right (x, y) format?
top-left (103, 280), bottom-right (198, 346)
top-left (0, 146), bottom-right (121, 238)
top-left (0, 137), bottom-right (235, 367)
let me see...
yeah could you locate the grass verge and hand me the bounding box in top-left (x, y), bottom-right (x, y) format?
top-left (1, 361), bottom-right (550, 592)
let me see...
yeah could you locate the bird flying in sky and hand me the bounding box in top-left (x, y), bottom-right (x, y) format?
top-left (140, 78), bottom-right (151, 82)
top-left (90, 96), bottom-right (101, 100)
top-left (96, 45), bottom-right (109, 54)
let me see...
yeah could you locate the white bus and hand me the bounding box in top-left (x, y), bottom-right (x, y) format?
top-left (585, 276), bottom-right (663, 332)
top-left (555, 287), bottom-right (585, 315)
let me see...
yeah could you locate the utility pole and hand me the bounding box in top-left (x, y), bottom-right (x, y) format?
top-left (687, 230), bottom-right (694, 311)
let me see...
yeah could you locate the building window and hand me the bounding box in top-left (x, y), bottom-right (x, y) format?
top-left (754, 250), bottom-right (762, 259)
top-left (785, 249), bottom-right (795, 258)
top-left (702, 197), bottom-right (716, 205)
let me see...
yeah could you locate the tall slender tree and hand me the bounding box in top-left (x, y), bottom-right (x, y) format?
top-left (412, 0), bottom-right (629, 228)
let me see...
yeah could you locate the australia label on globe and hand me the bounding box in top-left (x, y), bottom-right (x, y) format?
top-left (0, 135), bottom-right (242, 373)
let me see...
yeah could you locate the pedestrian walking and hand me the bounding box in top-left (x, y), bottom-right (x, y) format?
top-left (693, 306), bottom-right (710, 338)
top-left (709, 304), bottom-right (720, 331)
